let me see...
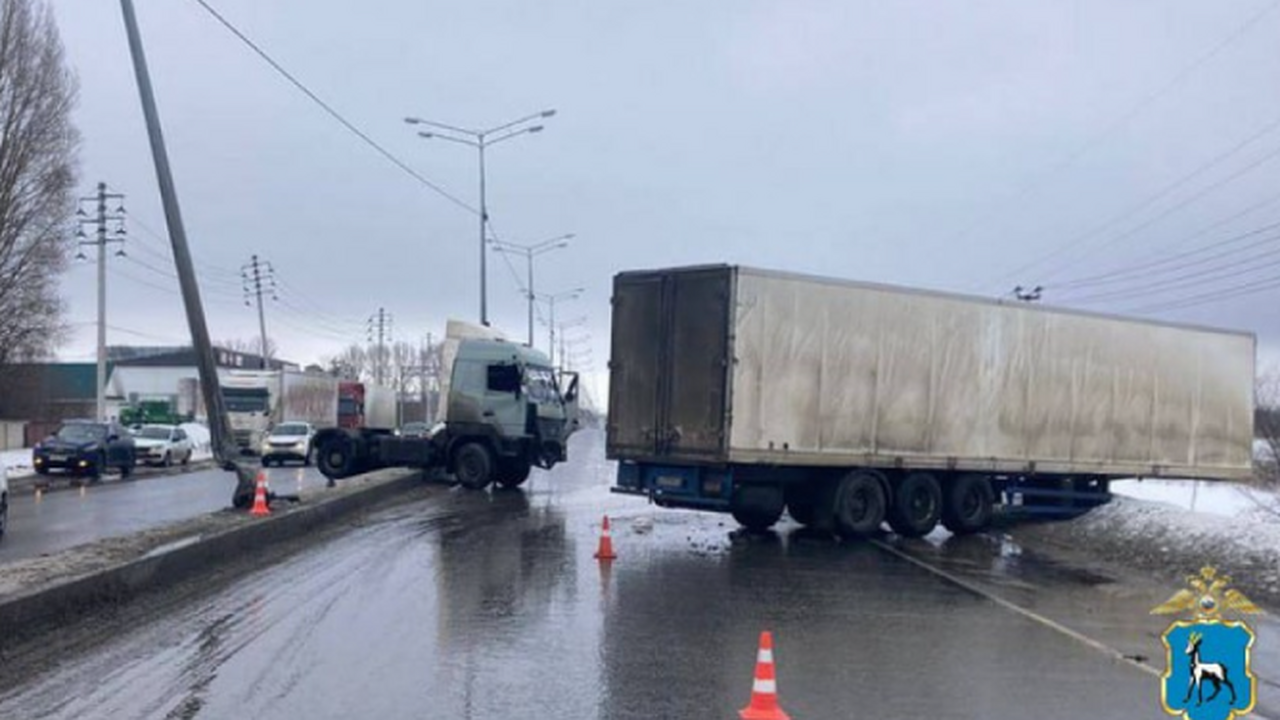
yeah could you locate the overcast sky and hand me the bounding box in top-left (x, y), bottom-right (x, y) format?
top-left (48, 1), bottom-right (1280, 402)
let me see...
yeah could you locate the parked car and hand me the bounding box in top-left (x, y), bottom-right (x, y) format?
top-left (33, 420), bottom-right (136, 481)
top-left (261, 422), bottom-right (316, 467)
top-left (0, 462), bottom-right (8, 542)
top-left (132, 424), bottom-right (195, 467)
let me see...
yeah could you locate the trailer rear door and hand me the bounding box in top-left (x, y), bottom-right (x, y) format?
top-left (608, 266), bottom-right (732, 461)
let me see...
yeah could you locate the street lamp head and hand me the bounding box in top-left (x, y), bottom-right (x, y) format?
top-left (404, 117), bottom-right (420, 125)
top-left (418, 131), bottom-right (434, 139)
top-left (527, 125), bottom-right (545, 134)
top-left (540, 109), bottom-right (557, 118)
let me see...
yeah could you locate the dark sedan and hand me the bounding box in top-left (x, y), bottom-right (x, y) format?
top-left (33, 420), bottom-right (136, 481)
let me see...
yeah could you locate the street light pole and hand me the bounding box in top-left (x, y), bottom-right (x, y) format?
top-left (537, 289), bottom-right (583, 366)
top-left (492, 233), bottom-right (574, 347)
top-left (405, 110), bottom-right (556, 327)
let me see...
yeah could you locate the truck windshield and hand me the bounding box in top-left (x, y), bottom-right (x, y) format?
top-left (524, 366), bottom-right (559, 403)
top-left (223, 389), bottom-right (269, 413)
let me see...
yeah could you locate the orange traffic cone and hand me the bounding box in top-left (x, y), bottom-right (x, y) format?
top-left (250, 471), bottom-right (270, 517)
top-left (594, 515), bottom-right (617, 560)
top-left (740, 631), bottom-right (789, 720)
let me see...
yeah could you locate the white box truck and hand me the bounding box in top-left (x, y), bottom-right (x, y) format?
top-left (608, 265), bottom-right (1256, 536)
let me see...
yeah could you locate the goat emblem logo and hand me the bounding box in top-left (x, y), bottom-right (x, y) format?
top-left (1152, 566), bottom-right (1261, 720)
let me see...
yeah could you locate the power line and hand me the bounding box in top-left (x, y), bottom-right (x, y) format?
top-left (992, 110), bottom-right (1280, 290)
top-left (1064, 233), bottom-right (1280, 304)
top-left (961, 0), bottom-right (1280, 274)
top-left (189, 0), bottom-right (477, 215)
top-left (1130, 273), bottom-right (1280, 314)
top-left (1049, 198), bottom-right (1280, 291)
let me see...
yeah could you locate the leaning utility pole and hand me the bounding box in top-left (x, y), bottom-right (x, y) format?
top-left (241, 255), bottom-right (276, 368)
top-left (76, 183), bottom-right (126, 421)
top-left (119, 0), bottom-right (259, 507)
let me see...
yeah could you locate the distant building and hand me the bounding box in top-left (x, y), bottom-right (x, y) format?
top-left (0, 346), bottom-right (302, 444)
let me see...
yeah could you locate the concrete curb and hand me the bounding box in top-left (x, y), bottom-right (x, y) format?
top-left (0, 467), bottom-right (422, 643)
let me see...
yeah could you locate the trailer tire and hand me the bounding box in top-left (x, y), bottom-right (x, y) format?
top-left (496, 458), bottom-right (531, 489)
top-left (887, 472), bottom-right (942, 538)
top-left (942, 474), bottom-right (994, 535)
top-left (317, 435), bottom-right (358, 479)
top-left (454, 442), bottom-right (494, 490)
top-left (833, 471), bottom-right (887, 537)
top-left (731, 484), bottom-right (785, 532)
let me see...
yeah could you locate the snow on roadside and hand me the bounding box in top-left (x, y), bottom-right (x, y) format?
top-left (1, 448), bottom-right (33, 479)
top-left (1013, 491), bottom-right (1280, 606)
top-left (180, 422), bottom-right (213, 461)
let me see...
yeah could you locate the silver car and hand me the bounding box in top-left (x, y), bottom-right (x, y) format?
top-left (132, 425), bottom-right (195, 467)
top-left (261, 422), bottom-right (315, 467)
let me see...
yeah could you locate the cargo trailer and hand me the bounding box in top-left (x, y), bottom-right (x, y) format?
top-left (608, 265), bottom-right (1256, 536)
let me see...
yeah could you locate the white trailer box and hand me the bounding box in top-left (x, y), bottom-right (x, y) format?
top-left (608, 265), bottom-right (1255, 481)
top-left (363, 384), bottom-right (398, 429)
top-left (279, 371), bottom-right (339, 428)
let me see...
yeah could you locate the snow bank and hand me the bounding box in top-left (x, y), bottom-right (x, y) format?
top-left (1013, 491), bottom-right (1280, 605)
top-left (180, 422), bottom-right (213, 461)
top-left (1, 448), bottom-right (33, 479)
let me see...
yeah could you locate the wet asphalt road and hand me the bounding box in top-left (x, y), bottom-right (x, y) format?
top-left (0, 429), bottom-right (1275, 719)
top-left (0, 463), bottom-right (328, 564)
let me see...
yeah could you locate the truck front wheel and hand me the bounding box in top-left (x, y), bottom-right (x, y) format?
top-left (317, 435), bottom-right (358, 479)
top-left (887, 472), bottom-right (942, 538)
top-left (454, 442), bottom-right (494, 490)
top-left (833, 471), bottom-right (886, 537)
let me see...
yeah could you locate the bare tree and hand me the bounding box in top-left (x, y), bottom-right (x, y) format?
top-left (324, 343), bottom-right (369, 381)
top-left (0, 0), bottom-right (79, 366)
top-left (1256, 368), bottom-right (1280, 486)
top-left (216, 336), bottom-right (278, 361)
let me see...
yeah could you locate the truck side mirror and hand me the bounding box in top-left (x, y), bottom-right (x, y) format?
top-left (563, 373), bottom-right (579, 402)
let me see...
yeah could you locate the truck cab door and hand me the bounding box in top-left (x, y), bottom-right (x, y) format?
top-left (559, 371), bottom-right (581, 432)
top-left (484, 363), bottom-right (526, 437)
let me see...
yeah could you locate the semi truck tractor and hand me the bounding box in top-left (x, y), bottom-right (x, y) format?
top-left (314, 333), bottom-right (581, 490)
top-left (607, 265), bottom-right (1256, 536)
top-left (221, 370), bottom-right (342, 453)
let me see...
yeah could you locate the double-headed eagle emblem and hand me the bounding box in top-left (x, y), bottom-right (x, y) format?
top-left (1151, 566), bottom-right (1263, 620)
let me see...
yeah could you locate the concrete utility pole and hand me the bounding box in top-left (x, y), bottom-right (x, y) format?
top-left (367, 308), bottom-right (391, 385)
top-left (241, 255), bottom-right (277, 368)
top-left (76, 183), bottom-right (126, 422)
top-left (405, 110), bottom-right (557, 326)
top-left (119, 0), bottom-right (258, 507)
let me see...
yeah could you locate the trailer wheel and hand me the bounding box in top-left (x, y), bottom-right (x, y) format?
top-left (317, 435), bottom-right (358, 479)
top-left (833, 471), bottom-right (886, 537)
top-left (496, 458), bottom-right (531, 489)
top-left (454, 442), bottom-right (494, 490)
top-left (887, 472), bottom-right (942, 538)
top-left (942, 474), bottom-right (994, 535)
top-left (731, 484), bottom-right (785, 532)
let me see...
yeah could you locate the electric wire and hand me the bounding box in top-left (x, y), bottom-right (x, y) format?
top-left (992, 110), bottom-right (1280, 290)
top-left (974, 0), bottom-right (1280, 289)
top-left (190, 0), bottom-right (477, 215)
